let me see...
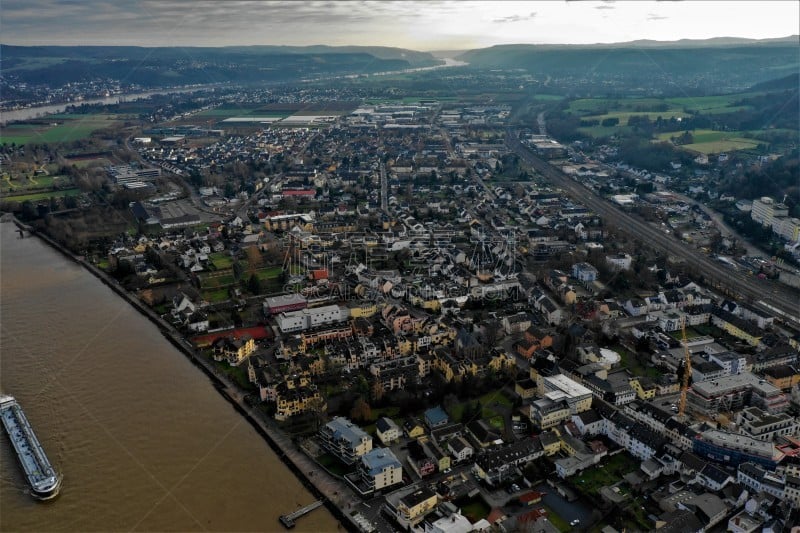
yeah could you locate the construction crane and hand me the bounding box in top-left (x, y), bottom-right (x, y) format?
top-left (678, 316), bottom-right (692, 418)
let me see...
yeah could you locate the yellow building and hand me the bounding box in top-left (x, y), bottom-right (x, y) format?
top-left (489, 351), bottom-right (516, 373)
top-left (630, 378), bottom-right (657, 400)
top-left (409, 295), bottom-right (442, 312)
top-left (404, 418), bottom-right (426, 439)
top-left (395, 488), bottom-right (438, 528)
top-left (530, 398), bottom-right (572, 430)
top-left (213, 334), bottom-right (256, 366)
top-left (764, 366), bottom-right (800, 391)
top-left (515, 379), bottom-right (538, 400)
top-left (274, 383), bottom-right (325, 421)
top-left (711, 313), bottom-right (762, 347)
top-left (538, 430), bottom-right (562, 456)
top-left (347, 300), bottom-right (379, 318)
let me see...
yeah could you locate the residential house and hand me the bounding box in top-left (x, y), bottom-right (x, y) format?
top-left (388, 488), bottom-right (438, 529)
top-left (274, 381), bottom-right (324, 421)
top-left (212, 334), bottom-right (256, 366)
top-left (358, 448), bottom-right (403, 492)
top-left (447, 436), bottom-right (474, 463)
top-left (424, 406), bottom-right (450, 430)
top-left (572, 262), bottom-right (599, 282)
top-left (473, 439), bottom-right (544, 486)
top-left (320, 417), bottom-right (373, 465)
top-left (376, 417), bottom-right (401, 446)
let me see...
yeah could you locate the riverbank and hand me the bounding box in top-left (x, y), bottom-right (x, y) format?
top-left (8, 218), bottom-right (359, 532)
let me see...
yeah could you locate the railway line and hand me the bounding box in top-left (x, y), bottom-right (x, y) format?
top-left (505, 130), bottom-right (800, 327)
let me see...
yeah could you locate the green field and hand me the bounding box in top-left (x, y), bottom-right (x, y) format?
top-left (209, 252), bottom-right (233, 269)
top-left (0, 114), bottom-right (120, 145)
top-left (657, 129), bottom-right (761, 154)
top-left (195, 107), bottom-right (258, 117)
top-left (664, 93), bottom-right (761, 114)
top-left (1, 188), bottom-right (81, 202)
top-left (254, 266), bottom-right (284, 281)
top-left (578, 125), bottom-right (633, 138)
top-left (201, 288), bottom-right (230, 303)
top-left (683, 139), bottom-right (760, 154)
top-left (569, 94), bottom-right (760, 117)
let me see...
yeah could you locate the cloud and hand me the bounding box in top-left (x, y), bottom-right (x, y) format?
top-left (493, 12), bottom-right (537, 24)
top-left (647, 13), bottom-right (669, 21)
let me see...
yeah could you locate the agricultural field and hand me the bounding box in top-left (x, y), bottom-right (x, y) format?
top-left (0, 114), bottom-right (122, 145)
top-left (569, 92), bottom-right (770, 140)
top-left (664, 93), bottom-right (761, 114)
top-left (656, 129), bottom-right (761, 154)
top-left (569, 93), bottom-right (760, 117)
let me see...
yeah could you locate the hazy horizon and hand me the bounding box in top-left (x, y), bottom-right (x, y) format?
top-left (2, 1), bottom-right (798, 51)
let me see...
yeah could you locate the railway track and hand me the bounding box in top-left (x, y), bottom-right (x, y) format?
top-left (505, 130), bottom-right (800, 326)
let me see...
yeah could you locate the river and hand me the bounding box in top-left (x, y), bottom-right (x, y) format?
top-left (0, 221), bottom-right (338, 532)
top-left (0, 88), bottom-right (209, 124)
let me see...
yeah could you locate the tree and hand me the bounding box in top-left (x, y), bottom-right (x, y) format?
top-left (350, 397), bottom-right (372, 424)
top-left (246, 246), bottom-right (263, 271)
top-left (247, 273), bottom-right (262, 295)
top-left (232, 261), bottom-right (244, 281)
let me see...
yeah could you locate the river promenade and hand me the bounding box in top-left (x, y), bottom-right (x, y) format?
top-left (10, 217), bottom-right (359, 532)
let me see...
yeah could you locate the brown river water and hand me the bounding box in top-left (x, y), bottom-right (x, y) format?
top-left (0, 221), bottom-right (338, 532)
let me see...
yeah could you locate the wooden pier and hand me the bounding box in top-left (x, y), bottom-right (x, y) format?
top-left (279, 499), bottom-right (324, 529)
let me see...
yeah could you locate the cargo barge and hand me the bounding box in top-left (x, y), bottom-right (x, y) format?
top-left (0, 395), bottom-right (61, 500)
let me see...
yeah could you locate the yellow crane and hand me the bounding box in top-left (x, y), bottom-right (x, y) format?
top-left (678, 316), bottom-right (692, 418)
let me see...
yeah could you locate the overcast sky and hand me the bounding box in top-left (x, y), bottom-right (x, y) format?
top-left (2, 1), bottom-right (798, 50)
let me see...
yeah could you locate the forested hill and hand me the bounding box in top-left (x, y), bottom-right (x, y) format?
top-left (458, 38), bottom-right (799, 94)
top-left (0, 45), bottom-right (442, 87)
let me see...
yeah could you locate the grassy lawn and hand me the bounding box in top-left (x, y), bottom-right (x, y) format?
top-left (588, 111), bottom-right (690, 123)
top-left (615, 345), bottom-right (661, 379)
top-left (488, 415), bottom-right (505, 430)
top-left (656, 128), bottom-right (762, 154)
top-left (668, 326), bottom-right (703, 341)
top-left (209, 252), bottom-right (233, 269)
top-left (208, 356), bottom-right (253, 390)
top-left (578, 125), bottom-right (632, 138)
top-left (572, 453), bottom-right (637, 496)
top-left (316, 452), bottom-right (354, 477)
top-left (200, 273), bottom-right (235, 289)
top-left (682, 139), bottom-right (760, 154)
top-left (202, 288), bottom-right (230, 303)
top-left (254, 266), bottom-right (284, 281)
top-left (665, 93), bottom-right (761, 113)
top-left (2, 188), bottom-right (81, 202)
top-left (455, 496), bottom-right (490, 522)
top-left (531, 94), bottom-right (565, 101)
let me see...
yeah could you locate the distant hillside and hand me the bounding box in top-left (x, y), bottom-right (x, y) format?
top-left (0, 44), bottom-right (441, 87)
top-left (748, 73), bottom-right (800, 92)
top-left (457, 38), bottom-right (799, 93)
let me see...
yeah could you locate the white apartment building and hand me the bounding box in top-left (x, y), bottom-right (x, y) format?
top-left (276, 305), bottom-right (348, 333)
top-left (751, 197), bottom-right (788, 226)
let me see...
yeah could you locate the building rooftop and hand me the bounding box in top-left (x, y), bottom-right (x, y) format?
top-left (544, 374), bottom-right (592, 398)
top-left (323, 417), bottom-right (370, 447)
top-left (361, 448), bottom-right (401, 476)
top-left (692, 372), bottom-right (780, 398)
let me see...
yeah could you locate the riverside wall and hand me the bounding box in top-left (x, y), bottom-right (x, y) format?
top-left (10, 219), bottom-right (359, 532)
